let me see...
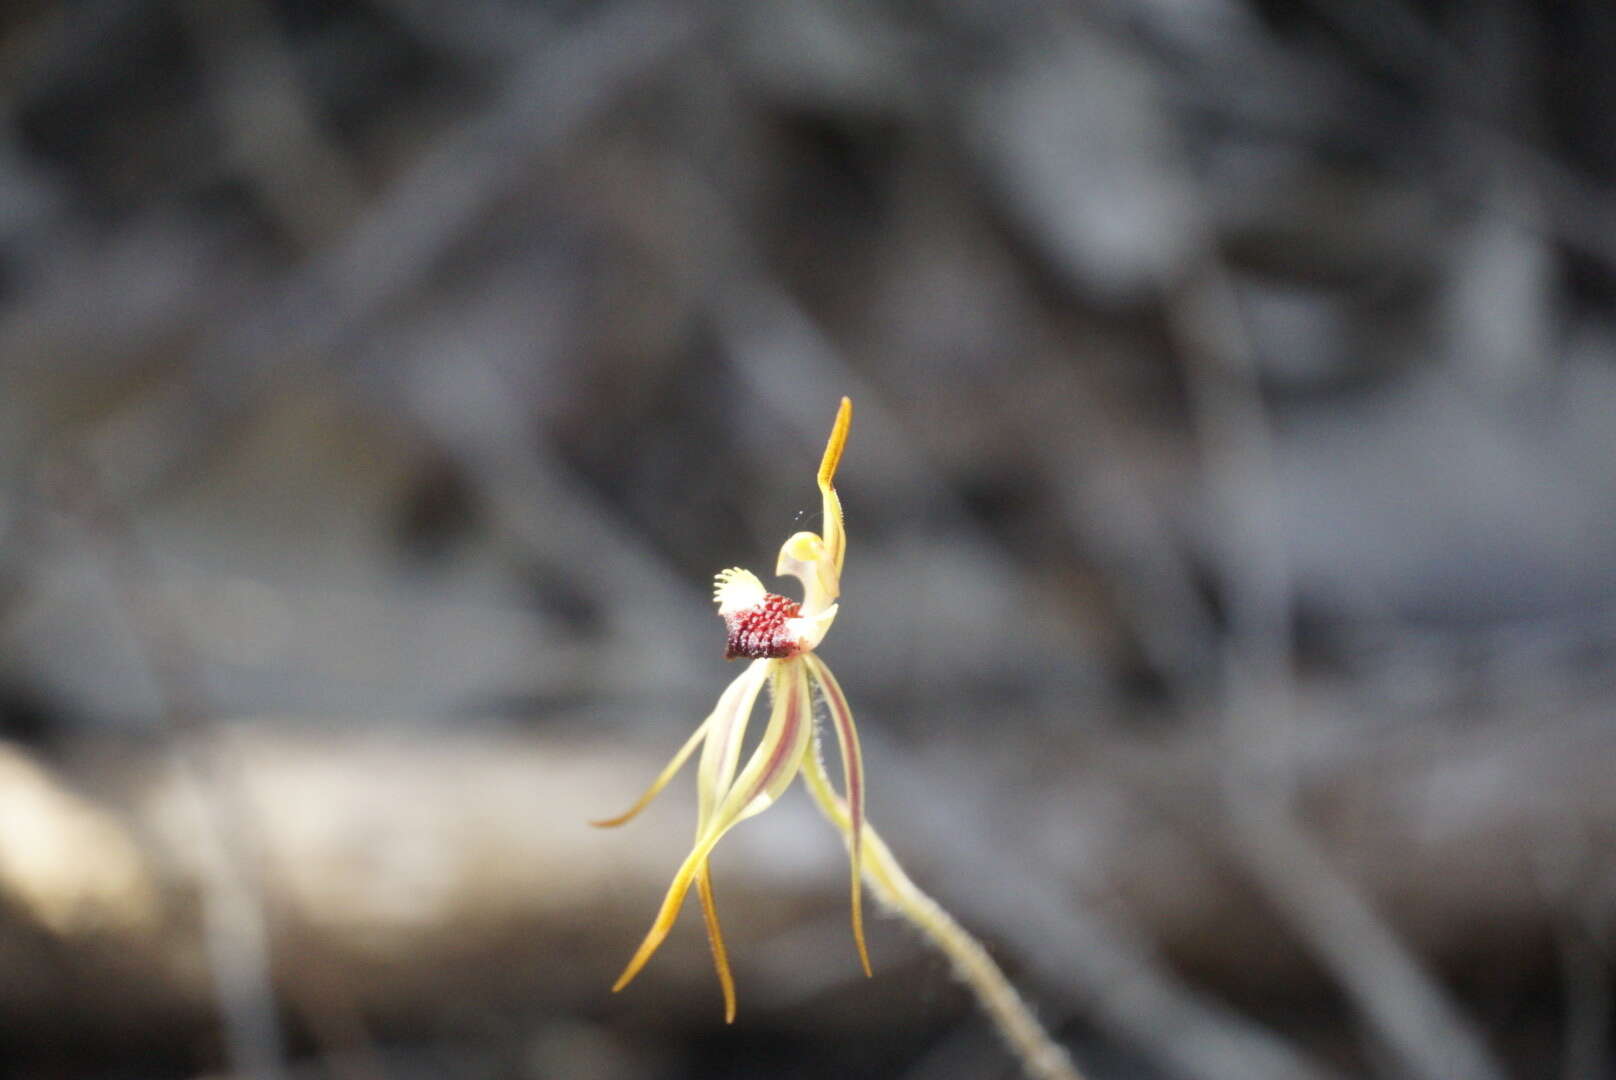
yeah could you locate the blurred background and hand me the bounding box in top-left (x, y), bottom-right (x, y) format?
top-left (2, 0), bottom-right (1615, 1077)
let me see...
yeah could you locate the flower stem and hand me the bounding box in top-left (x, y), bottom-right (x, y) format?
top-left (800, 753), bottom-right (1085, 1080)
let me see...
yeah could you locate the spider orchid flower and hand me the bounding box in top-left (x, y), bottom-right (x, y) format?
top-left (592, 397), bottom-right (868, 1022)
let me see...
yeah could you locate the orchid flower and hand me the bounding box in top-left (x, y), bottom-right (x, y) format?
top-left (593, 397), bottom-right (867, 1022)
top-left (592, 399), bottom-right (1084, 1080)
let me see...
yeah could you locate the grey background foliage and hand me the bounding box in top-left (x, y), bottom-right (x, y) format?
top-left (1, 1), bottom-right (1614, 1078)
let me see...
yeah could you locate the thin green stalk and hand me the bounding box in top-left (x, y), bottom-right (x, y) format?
top-left (801, 749), bottom-right (1084, 1080)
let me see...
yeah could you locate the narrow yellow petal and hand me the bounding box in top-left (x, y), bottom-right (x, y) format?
top-left (590, 717), bottom-right (710, 829)
top-left (806, 654), bottom-right (871, 977)
top-left (612, 834), bottom-right (724, 993)
top-left (592, 665), bottom-right (764, 829)
top-left (696, 862), bottom-right (737, 1023)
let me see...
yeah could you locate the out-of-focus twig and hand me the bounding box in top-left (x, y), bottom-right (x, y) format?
top-left (80, 0), bottom-right (701, 500)
top-left (46, 453), bottom-right (289, 1080)
top-left (1171, 260), bottom-right (1509, 1080)
top-left (1531, 815), bottom-right (1615, 1080)
top-left (177, 0), bottom-right (366, 250)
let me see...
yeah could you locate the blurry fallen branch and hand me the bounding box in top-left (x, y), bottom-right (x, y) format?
top-left (0, 743), bottom-right (157, 937)
top-left (0, 708), bottom-right (1604, 1060)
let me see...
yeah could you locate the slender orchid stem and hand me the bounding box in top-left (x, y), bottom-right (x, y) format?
top-left (800, 749), bottom-right (1085, 1080)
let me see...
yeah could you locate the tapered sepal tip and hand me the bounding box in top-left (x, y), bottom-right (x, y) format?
top-left (854, 904), bottom-right (872, 977)
top-left (851, 873), bottom-right (872, 977)
top-left (612, 952), bottom-right (650, 993)
top-left (698, 865), bottom-right (738, 1023)
top-left (818, 397), bottom-right (853, 490)
top-left (592, 712), bottom-right (715, 829)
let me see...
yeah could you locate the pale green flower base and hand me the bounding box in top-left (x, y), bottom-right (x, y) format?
top-left (800, 750), bottom-right (1085, 1080)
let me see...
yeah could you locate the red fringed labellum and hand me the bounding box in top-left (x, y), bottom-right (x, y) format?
top-left (722, 593), bottom-right (802, 659)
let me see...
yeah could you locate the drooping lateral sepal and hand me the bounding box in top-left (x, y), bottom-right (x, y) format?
top-left (696, 861), bottom-right (736, 1023)
top-left (805, 653), bottom-right (871, 977)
